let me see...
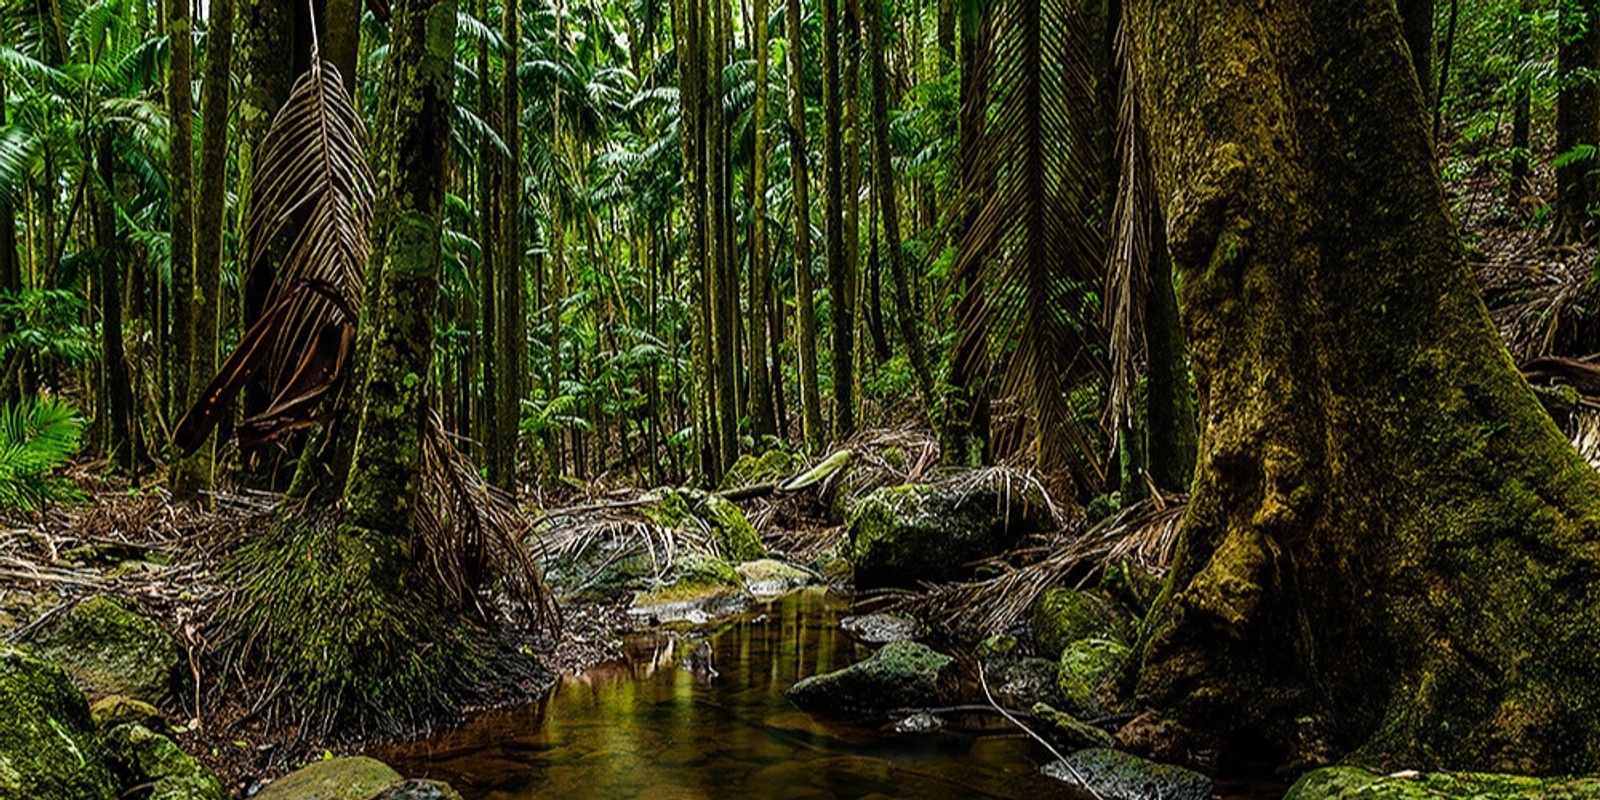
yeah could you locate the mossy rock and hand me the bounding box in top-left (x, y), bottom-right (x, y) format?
top-left (544, 545), bottom-right (660, 599)
top-left (1030, 702), bottom-right (1115, 749)
top-left (629, 557), bottom-right (750, 624)
top-left (719, 450), bottom-right (798, 491)
top-left (838, 613), bottom-right (923, 644)
top-left (1285, 767), bottom-right (1600, 799)
top-left (1040, 747), bottom-right (1212, 800)
top-left (847, 475), bottom-right (1052, 589)
top-left (0, 645), bottom-right (117, 800)
top-left (103, 723), bottom-right (224, 800)
top-left (90, 695), bottom-right (168, 736)
top-left (1057, 638), bottom-right (1131, 717)
top-left (255, 756), bottom-right (403, 800)
top-left (1032, 588), bottom-right (1133, 657)
top-left (786, 641), bottom-right (955, 714)
top-left (735, 559), bottom-right (814, 596)
top-left (28, 596), bottom-right (181, 704)
top-left (643, 488), bottom-right (766, 563)
top-left (983, 655), bottom-right (1061, 709)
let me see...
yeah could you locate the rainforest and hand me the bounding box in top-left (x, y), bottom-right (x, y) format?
top-left (4, 0), bottom-right (1600, 798)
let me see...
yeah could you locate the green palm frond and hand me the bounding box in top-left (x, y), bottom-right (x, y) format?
top-left (0, 395), bottom-right (84, 512)
top-left (951, 0), bottom-right (1107, 484)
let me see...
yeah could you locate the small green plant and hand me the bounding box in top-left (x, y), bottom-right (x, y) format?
top-left (0, 395), bottom-right (85, 511)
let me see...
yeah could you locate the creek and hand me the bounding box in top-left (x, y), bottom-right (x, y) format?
top-left (376, 587), bottom-right (1085, 799)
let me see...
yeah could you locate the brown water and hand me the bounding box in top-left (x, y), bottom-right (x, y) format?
top-left (378, 587), bottom-right (1085, 799)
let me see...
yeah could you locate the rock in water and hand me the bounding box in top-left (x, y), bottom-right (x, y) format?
top-left (847, 474), bottom-right (1053, 589)
top-left (1056, 638), bottom-right (1132, 717)
top-left (371, 780), bottom-right (464, 800)
top-left (1284, 766), bottom-right (1600, 798)
top-left (0, 645), bottom-right (118, 800)
top-left (838, 613), bottom-right (923, 644)
top-left (28, 596), bottom-right (182, 704)
top-left (1031, 588), bottom-right (1133, 657)
top-left (254, 757), bottom-right (403, 800)
top-left (1040, 748), bottom-right (1212, 800)
top-left (786, 641), bottom-right (955, 714)
top-left (735, 559), bottom-right (814, 597)
top-left (628, 556), bottom-right (751, 625)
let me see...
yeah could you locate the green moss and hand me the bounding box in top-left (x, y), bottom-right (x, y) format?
top-left (1057, 638), bottom-right (1131, 717)
top-left (719, 450), bottom-right (798, 491)
top-left (90, 696), bottom-right (166, 735)
top-left (643, 488), bottom-right (765, 562)
top-left (254, 756), bottom-right (402, 800)
top-left (1031, 702), bottom-right (1115, 748)
top-left (786, 641), bottom-right (955, 713)
top-left (1101, 561), bottom-right (1164, 619)
top-left (28, 596), bottom-right (180, 704)
top-left (848, 477), bottom-right (1052, 589)
top-left (1285, 766), bottom-right (1600, 799)
top-left (1032, 588), bottom-right (1133, 656)
top-left (103, 724), bottom-right (224, 800)
top-left (735, 559), bottom-right (813, 596)
top-left (0, 645), bottom-right (117, 800)
top-left (633, 556), bottom-right (746, 606)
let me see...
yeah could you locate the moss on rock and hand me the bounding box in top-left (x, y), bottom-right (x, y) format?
top-left (255, 756), bottom-right (403, 800)
top-left (1284, 766), bottom-right (1600, 799)
top-left (1057, 638), bottom-right (1131, 717)
top-left (28, 596), bottom-right (180, 704)
top-left (103, 723), bottom-right (224, 800)
top-left (1040, 748), bottom-right (1212, 800)
top-left (786, 641), bottom-right (955, 713)
top-left (1030, 703), bottom-right (1115, 749)
top-left (0, 645), bottom-right (117, 800)
top-left (643, 488), bottom-right (766, 563)
top-left (1032, 588), bottom-right (1134, 657)
top-left (719, 450), bottom-right (798, 491)
top-left (629, 556), bottom-right (751, 624)
top-left (847, 475), bottom-right (1052, 589)
top-left (735, 559), bottom-right (814, 596)
top-left (90, 695), bottom-right (167, 736)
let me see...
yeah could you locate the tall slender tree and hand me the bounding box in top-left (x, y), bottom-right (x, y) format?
top-left (786, 0), bottom-right (824, 451)
top-left (167, 0), bottom-right (194, 420)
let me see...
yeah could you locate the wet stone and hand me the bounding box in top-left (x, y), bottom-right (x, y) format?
top-left (1040, 748), bottom-right (1212, 800)
top-left (839, 613), bottom-right (922, 644)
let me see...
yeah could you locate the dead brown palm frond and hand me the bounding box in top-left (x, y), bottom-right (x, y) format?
top-left (534, 497), bottom-right (720, 597)
top-left (948, 0), bottom-right (1108, 488)
top-left (899, 493), bottom-right (1185, 639)
top-left (1103, 25), bottom-right (1152, 435)
top-left (415, 413), bottom-right (558, 630)
top-left (173, 56), bottom-right (373, 454)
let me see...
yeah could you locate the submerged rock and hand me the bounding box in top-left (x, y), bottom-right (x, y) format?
top-left (370, 780), bottom-right (464, 800)
top-left (28, 596), bottom-right (181, 704)
top-left (1032, 588), bottom-right (1133, 657)
top-left (1040, 748), bottom-right (1212, 800)
top-left (628, 556), bottom-right (751, 624)
top-left (838, 613), bottom-right (923, 644)
top-left (1284, 766), bottom-right (1600, 799)
top-left (1057, 638), bottom-right (1131, 717)
top-left (0, 645), bottom-right (118, 800)
top-left (847, 473), bottom-right (1052, 589)
top-left (1030, 702), bottom-right (1114, 749)
top-left (103, 723), bottom-right (225, 800)
top-left (786, 641), bottom-right (955, 714)
top-left (735, 559), bottom-right (814, 597)
top-left (255, 756), bottom-right (403, 800)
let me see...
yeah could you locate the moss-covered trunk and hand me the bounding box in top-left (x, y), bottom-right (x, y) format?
top-left (1128, 0), bottom-right (1600, 774)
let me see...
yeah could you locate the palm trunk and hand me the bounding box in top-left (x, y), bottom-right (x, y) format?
top-left (820, 0), bottom-right (853, 439)
top-left (748, 0), bottom-right (777, 439)
top-left (167, 0), bottom-right (194, 422)
top-left (786, 0), bottom-right (824, 452)
top-left (1556, 0), bottom-right (1600, 242)
top-left (494, 0), bottom-right (524, 489)
top-left (95, 139), bottom-right (135, 471)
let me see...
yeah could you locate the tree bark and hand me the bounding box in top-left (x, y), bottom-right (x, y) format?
top-left (493, 0), bottom-right (524, 489)
top-left (1556, 0), bottom-right (1600, 241)
top-left (821, 0), bottom-right (854, 439)
top-left (1128, 0), bottom-right (1600, 773)
top-left (1398, 0), bottom-right (1434, 109)
top-left (785, 0), bottom-right (824, 452)
top-left (748, 0), bottom-right (777, 439)
top-left (167, 0), bottom-right (194, 422)
top-left (95, 140), bottom-right (135, 471)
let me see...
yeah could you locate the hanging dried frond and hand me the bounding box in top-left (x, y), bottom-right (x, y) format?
top-left (173, 58), bottom-right (374, 454)
top-left (1103, 24), bottom-right (1152, 433)
top-left (949, 0), bottom-right (1108, 486)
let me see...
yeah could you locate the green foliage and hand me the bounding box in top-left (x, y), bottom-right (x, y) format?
top-left (0, 395), bottom-right (83, 511)
top-left (0, 290), bottom-right (98, 369)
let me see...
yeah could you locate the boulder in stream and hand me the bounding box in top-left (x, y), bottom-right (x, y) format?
top-left (255, 756), bottom-right (404, 800)
top-left (735, 559), bottom-right (814, 597)
top-left (1040, 748), bottom-right (1213, 800)
top-left (0, 645), bottom-right (118, 800)
top-left (838, 612), bottom-right (923, 644)
top-left (1057, 637), bottom-right (1132, 717)
top-left (629, 556), bottom-right (751, 624)
top-left (1285, 766), bottom-right (1600, 799)
top-left (847, 471), bottom-right (1053, 589)
top-left (27, 596), bottom-right (182, 704)
top-left (786, 640), bottom-right (955, 713)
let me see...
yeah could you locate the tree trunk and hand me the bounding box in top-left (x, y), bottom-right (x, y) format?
top-left (95, 140), bottom-right (135, 472)
top-left (1397, 0), bottom-right (1434, 109)
top-left (494, 0), bottom-right (524, 489)
top-left (167, 0), bottom-right (194, 422)
top-left (820, 0), bottom-right (854, 440)
top-left (785, 0), bottom-right (824, 452)
top-left (180, 0), bottom-right (233, 490)
top-left (1556, 0), bottom-right (1600, 241)
top-left (476, 4), bottom-right (500, 476)
top-left (1128, 0), bottom-right (1600, 773)
top-left (864, 0), bottom-right (937, 426)
top-left (748, 0), bottom-right (777, 439)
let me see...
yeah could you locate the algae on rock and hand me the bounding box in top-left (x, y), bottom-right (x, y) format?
top-left (785, 640), bottom-right (955, 713)
top-left (0, 645), bottom-right (117, 800)
top-left (28, 596), bottom-right (181, 704)
top-left (1032, 588), bottom-right (1133, 657)
top-left (1285, 766), bottom-right (1600, 799)
top-left (103, 723), bottom-right (225, 800)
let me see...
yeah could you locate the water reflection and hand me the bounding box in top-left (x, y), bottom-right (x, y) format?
top-left (378, 587), bottom-right (1082, 799)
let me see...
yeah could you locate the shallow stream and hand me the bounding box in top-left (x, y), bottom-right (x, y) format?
top-left (377, 587), bottom-right (1086, 799)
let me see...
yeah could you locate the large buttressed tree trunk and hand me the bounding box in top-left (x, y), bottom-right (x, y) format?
top-left (1128, 0), bottom-right (1600, 774)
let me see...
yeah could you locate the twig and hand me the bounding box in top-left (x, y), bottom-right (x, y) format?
top-left (979, 663), bottom-right (1105, 800)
